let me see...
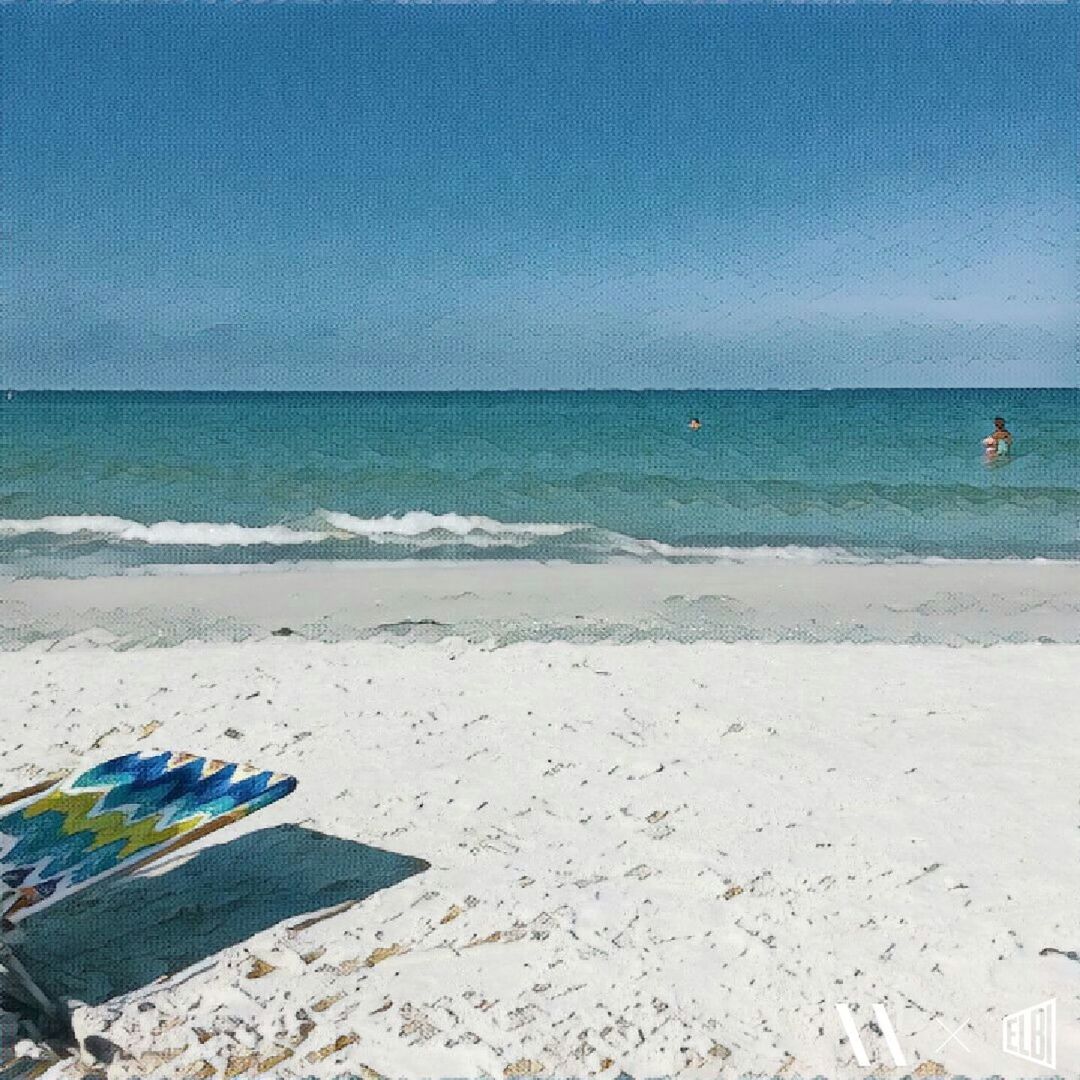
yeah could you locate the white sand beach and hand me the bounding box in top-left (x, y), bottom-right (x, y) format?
top-left (0, 563), bottom-right (1077, 1078)
top-left (3, 560), bottom-right (1080, 648)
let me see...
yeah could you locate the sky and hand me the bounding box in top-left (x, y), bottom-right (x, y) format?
top-left (0, 4), bottom-right (1076, 390)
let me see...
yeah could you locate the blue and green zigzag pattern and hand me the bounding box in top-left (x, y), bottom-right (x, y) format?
top-left (0, 751), bottom-right (296, 922)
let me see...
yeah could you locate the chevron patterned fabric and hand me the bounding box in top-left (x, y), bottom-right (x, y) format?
top-left (0, 751), bottom-right (297, 924)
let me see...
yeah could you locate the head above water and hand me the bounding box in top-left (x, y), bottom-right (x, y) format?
top-left (994, 417), bottom-right (1007, 428)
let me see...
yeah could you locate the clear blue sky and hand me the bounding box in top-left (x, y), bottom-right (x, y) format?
top-left (1, 4), bottom-right (1075, 390)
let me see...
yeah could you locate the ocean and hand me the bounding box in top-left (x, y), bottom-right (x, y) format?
top-left (0, 389), bottom-right (1076, 577)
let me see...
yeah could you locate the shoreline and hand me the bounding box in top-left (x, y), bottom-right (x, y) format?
top-left (2, 559), bottom-right (1079, 648)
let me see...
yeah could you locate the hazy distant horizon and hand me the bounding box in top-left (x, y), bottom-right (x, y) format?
top-left (5, 385), bottom-right (1075, 395)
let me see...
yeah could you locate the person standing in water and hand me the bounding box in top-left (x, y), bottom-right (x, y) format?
top-left (990, 416), bottom-right (1012, 453)
top-left (983, 416), bottom-right (1013, 461)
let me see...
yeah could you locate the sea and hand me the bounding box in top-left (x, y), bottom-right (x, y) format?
top-left (0, 389), bottom-right (1076, 578)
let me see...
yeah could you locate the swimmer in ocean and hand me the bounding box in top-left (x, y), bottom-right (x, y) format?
top-left (983, 417), bottom-right (1013, 462)
top-left (990, 416), bottom-right (1012, 451)
top-left (688, 417), bottom-right (702, 431)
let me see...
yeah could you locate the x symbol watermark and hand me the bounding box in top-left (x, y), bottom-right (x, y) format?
top-left (933, 1016), bottom-right (971, 1054)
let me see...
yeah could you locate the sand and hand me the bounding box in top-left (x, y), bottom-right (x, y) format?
top-left (0, 582), bottom-right (1076, 1078)
top-left (2, 560), bottom-right (1079, 647)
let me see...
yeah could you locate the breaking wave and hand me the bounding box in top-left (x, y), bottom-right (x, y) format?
top-left (0, 512), bottom-right (588, 549)
top-left (0, 508), bottom-right (1070, 573)
top-left (0, 510), bottom-right (881, 565)
top-left (321, 510), bottom-right (582, 544)
top-left (0, 515), bottom-right (326, 547)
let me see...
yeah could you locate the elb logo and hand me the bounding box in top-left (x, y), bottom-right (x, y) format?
top-left (1002, 999), bottom-right (1056, 1070)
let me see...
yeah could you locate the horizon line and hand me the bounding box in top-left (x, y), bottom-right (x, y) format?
top-left (3, 386), bottom-right (1076, 394)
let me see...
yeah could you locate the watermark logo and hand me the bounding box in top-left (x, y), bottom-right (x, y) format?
top-left (1002, 998), bottom-right (1056, 1070)
top-left (835, 1003), bottom-right (907, 1068)
top-left (932, 1016), bottom-right (971, 1055)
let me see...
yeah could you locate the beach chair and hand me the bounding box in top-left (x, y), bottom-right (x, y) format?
top-left (0, 750), bottom-right (297, 1019)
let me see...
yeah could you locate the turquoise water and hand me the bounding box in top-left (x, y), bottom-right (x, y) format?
top-left (0, 389), bottom-right (1076, 576)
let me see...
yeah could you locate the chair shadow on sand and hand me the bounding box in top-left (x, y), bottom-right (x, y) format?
top-left (11, 824), bottom-right (429, 1007)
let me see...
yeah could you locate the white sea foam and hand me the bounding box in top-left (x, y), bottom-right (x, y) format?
top-left (320, 510), bottom-right (582, 545)
top-left (0, 511), bottom-right (585, 551)
top-left (0, 516), bottom-right (327, 547)
top-left (619, 537), bottom-right (872, 563)
top-left (2, 511), bottom-right (1047, 567)
top-left (318, 512), bottom-right (850, 561)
